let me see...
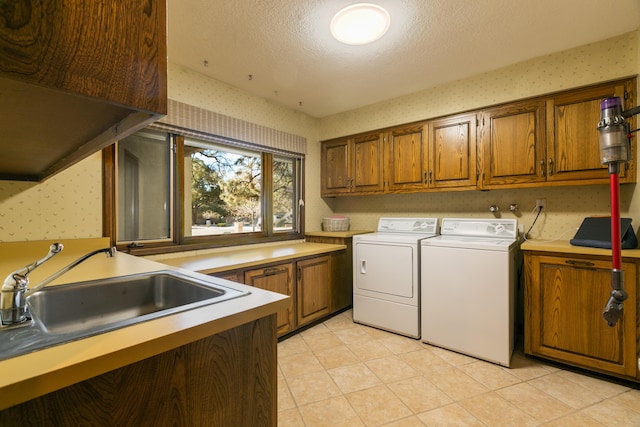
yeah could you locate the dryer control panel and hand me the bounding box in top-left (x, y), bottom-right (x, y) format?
top-left (377, 217), bottom-right (438, 234)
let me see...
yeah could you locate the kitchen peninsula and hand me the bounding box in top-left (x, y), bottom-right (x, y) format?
top-left (0, 238), bottom-right (289, 425)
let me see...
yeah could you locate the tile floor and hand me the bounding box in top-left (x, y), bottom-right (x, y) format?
top-left (277, 310), bottom-right (640, 426)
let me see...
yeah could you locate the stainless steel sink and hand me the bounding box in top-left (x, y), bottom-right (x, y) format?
top-left (0, 270), bottom-right (250, 360)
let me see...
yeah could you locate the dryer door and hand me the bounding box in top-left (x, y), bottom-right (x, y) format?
top-left (353, 242), bottom-right (416, 300)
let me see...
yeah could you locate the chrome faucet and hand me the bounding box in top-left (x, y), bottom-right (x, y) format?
top-left (0, 243), bottom-right (116, 327)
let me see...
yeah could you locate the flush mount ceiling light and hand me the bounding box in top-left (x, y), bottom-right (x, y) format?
top-left (330, 3), bottom-right (391, 45)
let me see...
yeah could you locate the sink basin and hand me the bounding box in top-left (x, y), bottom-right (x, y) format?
top-left (0, 270), bottom-right (250, 360)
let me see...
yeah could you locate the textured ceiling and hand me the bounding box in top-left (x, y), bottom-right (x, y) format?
top-left (168, 0), bottom-right (640, 118)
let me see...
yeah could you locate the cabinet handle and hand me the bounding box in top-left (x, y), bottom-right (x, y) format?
top-left (540, 160), bottom-right (545, 177)
top-left (423, 171), bottom-right (428, 184)
top-left (565, 260), bottom-right (595, 267)
top-left (429, 170), bottom-right (433, 184)
top-left (264, 267), bottom-right (287, 276)
top-left (547, 158), bottom-right (554, 176)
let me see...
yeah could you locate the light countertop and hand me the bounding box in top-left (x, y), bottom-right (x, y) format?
top-left (154, 241), bottom-right (347, 274)
top-left (0, 238), bottom-right (289, 410)
top-left (521, 239), bottom-right (640, 259)
top-left (305, 230), bottom-right (374, 238)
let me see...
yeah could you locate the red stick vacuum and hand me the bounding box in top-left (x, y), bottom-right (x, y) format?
top-left (597, 97), bottom-right (636, 327)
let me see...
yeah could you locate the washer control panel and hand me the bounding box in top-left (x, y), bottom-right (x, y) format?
top-left (440, 218), bottom-right (517, 238)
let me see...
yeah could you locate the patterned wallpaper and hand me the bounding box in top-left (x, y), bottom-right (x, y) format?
top-left (0, 153), bottom-right (103, 241)
top-left (0, 30), bottom-right (638, 242)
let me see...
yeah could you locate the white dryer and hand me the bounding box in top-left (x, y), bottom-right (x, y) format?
top-left (353, 217), bottom-right (438, 338)
top-left (421, 218), bottom-right (519, 367)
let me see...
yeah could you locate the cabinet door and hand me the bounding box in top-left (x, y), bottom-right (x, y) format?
top-left (245, 263), bottom-right (294, 335)
top-left (385, 124), bottom-right (429, 192)
top-left (296, 256), bottom-right (331, 326)
top-left (525, 254), bottom-right (637, 379)
top-left (321, 138), bottom-right (351, 196)
top-left (428, 113), bottom-right (477, 189)
top-left (352, 132), bottom-right (384, 194)
top-left (546, 81), bottom-right (632, 183)
top-left (478, 100), bottom-right (546, 188)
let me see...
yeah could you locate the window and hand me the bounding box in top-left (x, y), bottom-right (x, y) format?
top-left (105, 130), bottom-right (304, 253)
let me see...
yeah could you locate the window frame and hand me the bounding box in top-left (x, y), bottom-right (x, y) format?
top-left (103, 132), bottom-right (305, 256)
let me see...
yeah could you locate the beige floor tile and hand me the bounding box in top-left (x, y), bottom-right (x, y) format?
top-left (333, 325), bottom-right (375, 344)
top-left (556, 370), bottom-right (630, 400)
top-left (580, 396), bottom-right (640, 426)
top-left (298, 396), bottom-right (365, 427)
top-left (366, 355), bottom-right (419, 383)
top-left (279, 351), bottom-right (324, 379)
top-left (379, 416), bottom-right (426, 426)
top-left (426, 345), bottom-right (478, 366)
top-left (323, 311), bottom-right (358, 331)
top-left (387, 375), bottom-right (453, 413)
top-left (346, 385), bottom-right (413, 426)
top-left (347, 339), bottom-right (394, 361)
top-left (458, 360), bottom-right (521, 390)
top-left (278, 377), bottom-right (296, 411)
top-left (617, 389), bottom-right (640, 412)
top-left (528, 371), bottom-right (618, 409)
top-left (287, 370), bottom-right (343, 406)
top-left (496, 382), bottom-right (573, 423)
top-left (424, 366), bottom-right (488, 401)
top-left (543, 411), bottom-right (605, 426)
top-left (299, 322), bottom-right (331, 337)
top-left (361, 325), bottom-right (397, 340)
top-left (278, 334), bottom-right (311, 357)
top-left (379, 335), bottom-right (424, 355)
top-left (315, 344), bottom-right (360, 369)
top-left (398, 349), bottom-right (452, 373)
top-left (328, 362), bottom-right (382, 394)
top-left (277, 408), bottom-right (305, 427)
top-left (302, 331), bottom-right (345, 352)
top-left (417, 403), bottom-right (484, 426)
top-left (459, 392), bottom-right (538, 426)
top-left (507, 351), bottom-right (559, 381)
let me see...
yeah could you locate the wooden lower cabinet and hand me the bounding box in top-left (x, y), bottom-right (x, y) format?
top-left (244, 263), bottom-right (295, 335)
top-left (524, 252), bottom-right (638, 380)
top-left (1, 315), bottom-right (277, 426)
top-left (212, 252), bottom-right (341, 337)
top-left (305, 235), bottom-right (354, 311)
top-left (297, 256), bottom-right (331, 326)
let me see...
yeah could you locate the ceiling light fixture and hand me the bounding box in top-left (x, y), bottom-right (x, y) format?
top-left (330, 3), bottom-right (390, 45)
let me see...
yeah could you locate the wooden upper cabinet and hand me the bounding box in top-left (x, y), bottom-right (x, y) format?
top-left (428, 113), bottom-right (477, 189)
top-left (321, 138), bottom-right (351, 196)
top-left (546, 80), bottom-right (635, 183)
top-left (321, 132), bottom-right (384, 196)
top-left (352, 132), bottom-right (384, 193)
top-left (0, 0), bottom-right (167, 181)
top-left (478, 100), bottom-right (547, 189)
top-left (385, 124), bottom-right (429, 192)
top-left (320, 77), bottom-right (636, 196)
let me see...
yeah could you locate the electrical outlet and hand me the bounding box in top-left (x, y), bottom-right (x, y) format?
top-left (536, 198), bottom-right (546, 211)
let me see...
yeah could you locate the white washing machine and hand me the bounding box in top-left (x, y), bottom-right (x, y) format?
top-left (353, 217), bottom-right (438, 338)
top-left (420, 218), bottom-right (518, 367)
